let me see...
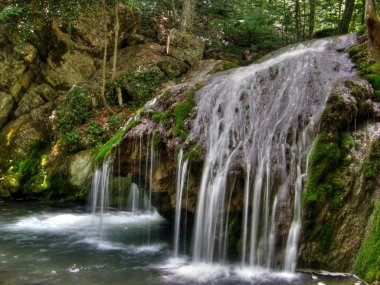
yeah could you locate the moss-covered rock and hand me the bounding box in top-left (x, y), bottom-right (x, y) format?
top-left (0, 103), bottom-right (53, 166)
top-left (355, 197), bottom-right (380, 282)
top-left (14, 89), bottom-right (45, 117)
top-left (157, 56), bottom-right (190, 78)
top-left (168, 30), bottom-right (205, 66)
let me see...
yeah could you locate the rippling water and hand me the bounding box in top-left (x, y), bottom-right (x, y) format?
top-left (0, 202), bottom-right (363, 285)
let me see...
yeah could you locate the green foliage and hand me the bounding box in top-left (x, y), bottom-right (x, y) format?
top-left (183, 147), bottom-right (201, 162)
top-left (93, 119), bottom-right (141, 165)
top-left (0, 6), bottom-right (23, 22)
top-left (354, 199), bottom-right (380, 282)
top-left (83, 120), bottom-right (105, 148)
top-left (56, 86), bottom-right (93, 152)
top-left (348, 43), bottom-right (380, 103)
top-left (173, 94), bottom-right (196, 140)
top-left (118, 66), bottom-right (167, 108)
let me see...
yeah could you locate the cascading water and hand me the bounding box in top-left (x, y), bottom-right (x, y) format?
top-left (173, 149), bottom-right (189, 257)
top-left (90, 160), bottom-right (111, 214)
top-left (182, 35), bottom-right (356, 271)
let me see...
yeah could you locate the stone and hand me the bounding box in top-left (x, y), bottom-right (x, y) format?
top-left (14, 90), bottom-right (45, 117)
top-left (46, 50), bottom-right (96, 88)
top-left (69, 3), bottom-right (140, 55)
top-left (69, 150), bottom-right (94, 188)
top-left (33, 84), bottom-right (57, 102)
top-left (157, 56), bottom-right (190, 77)
top-left (184, 59), bottom-right (237, 83)
top-left (0, 92), bottom-right (14, 129)
top-left (13, 43), bottom-right (37, 63)
top-left (168, 30), bottom-right (204, 66)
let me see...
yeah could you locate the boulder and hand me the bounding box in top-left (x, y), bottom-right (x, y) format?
top-left (168, 30), bottom-right (204, 66)
top-left (68, 3), bottom-right (140, 56)
top-left (14, 89), bottom-right (45, 117)
top-left (0, 92), bottom-right (14, 129)
top-left (45, 50), bottom-right (96, 88)
top-left (184, 59), bottom-right (238, 83)
top-left (157, 56), bottom-right (190, 77)
top-left (13, 43), bottom-right (37, 64)
top-left (68, 149), bottom-right (94, 188)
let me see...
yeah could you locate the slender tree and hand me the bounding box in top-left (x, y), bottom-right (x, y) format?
top-left (100, 0), bottom-right (114, 113)
top-left (295, 0), bottom-right (301, 40)
top-left (112, 0), bottom-right (123, 107)
top-left (340, 0), bottom-right (356, 33)
top-left (309, 0), bottom-right (315, 38)
top-left (365, 0), bottom-right (380, 58)
top-left (180, 0), bottom-right (196, 32)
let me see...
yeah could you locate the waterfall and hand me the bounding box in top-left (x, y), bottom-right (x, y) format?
top-left (127, 183), bottom-right (140, 212)
top-left (173, 149), bottom-right (189, 257)
top-left (185, 36), bottom-right (356, 270)
top-left (90, 160), bottom-right (111, 215)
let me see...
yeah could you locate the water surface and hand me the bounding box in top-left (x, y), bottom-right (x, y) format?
top-left (0, 202), bottom-right (363, 285)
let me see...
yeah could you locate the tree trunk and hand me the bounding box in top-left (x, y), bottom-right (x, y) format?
top-left (340, 0), bottom-right (356, 33)
top-left (309, 0), bottom-right (315, 38)
top-left (100, 0), bottom-right (114, 114)
top-left (112, 0), bottom-right (123, 107)
top-left (365, 0), bottom-right (380, 59)
top-left (180, 0), bottom-right (196, 32)
top-left (295, 0), bottom-right (301, 41)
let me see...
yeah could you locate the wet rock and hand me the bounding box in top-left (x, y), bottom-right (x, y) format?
top-left (184, 59), bottom-right (238, 83)
top-left (168, 30), bottom-right (204, 66)
top-left (0, 92), bottom-right (14, 129)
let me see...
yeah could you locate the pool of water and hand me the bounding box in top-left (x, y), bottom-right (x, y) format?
top-left (0, 202), bottom-right (364, 285)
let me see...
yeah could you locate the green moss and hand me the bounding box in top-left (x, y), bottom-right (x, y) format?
top-left (151, 131), bottom-right (162, 152)
top-left (183, 147), bottom-right (201, 162)
top-left (362, 139), bottom-right (380, 191)
top-left (305, 133), bottom-right (342, 204)
top-left (354, 199), bottom-right (380, 282)
top-left (348, 42), bottom-right (380, 102)
top-left (152, 109), bottom-right (172, 126)
top-left (173, 94), bottom-right (196, 140)
top-left (93, 119), bottom-right (141, 165)
top-left (0, 145), bottom-right (50, 198)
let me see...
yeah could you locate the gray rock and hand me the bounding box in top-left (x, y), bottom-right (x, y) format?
top-left (69, 150), bottom-right (94, 188)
